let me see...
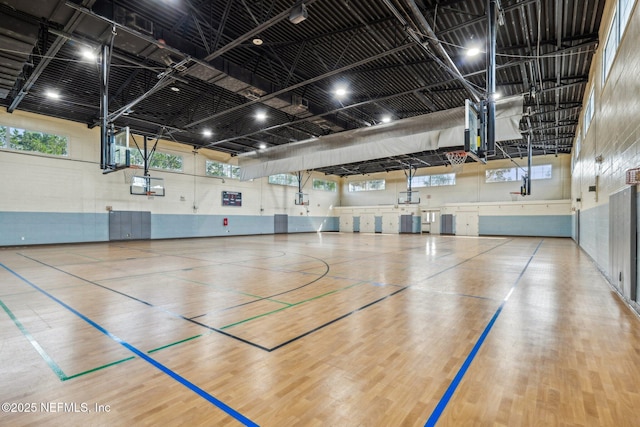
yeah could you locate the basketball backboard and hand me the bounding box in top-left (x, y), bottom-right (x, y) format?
top-left (464, 99), bottom-right (480, 155)
top-left (398, 191), bottom-right (420, 204)
top-left (130, 175), bottom-right (165, 196)
top-left (112, 126), bottom-right (130, 169)
top-left (464, 99), bottom-right (487, 164)
top-left (294, 192), bottom-right (309, 205)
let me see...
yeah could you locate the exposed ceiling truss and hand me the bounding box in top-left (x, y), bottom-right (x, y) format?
top-left (0, 0), bottom-right (605, 176)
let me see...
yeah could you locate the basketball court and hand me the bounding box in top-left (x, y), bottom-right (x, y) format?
top-left (2, 233), bottom-right (639, 425)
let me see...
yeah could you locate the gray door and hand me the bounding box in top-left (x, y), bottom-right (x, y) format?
top-left (574, 209), bottom-right (580, 244)
top-left (441, 214), bottom-right (454, 234)
top-left (274, 214), bottom-right (288, 234)
top-left (609, 187), bottom-right (637, 301)
top-left (400, 215), bottom-right (413, 233)
top-left (109, 211), bottom-right (151, 240)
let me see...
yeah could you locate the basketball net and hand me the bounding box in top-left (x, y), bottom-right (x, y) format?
top-left (445, 150), bottom-right (467, 173)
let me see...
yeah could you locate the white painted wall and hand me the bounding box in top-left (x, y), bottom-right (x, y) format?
top-left (339, 154), bottom-right (571, 208)
top-left (0, 109), bottom-right (340, 218)
top-left (570, 0), bottom-right (640, 305)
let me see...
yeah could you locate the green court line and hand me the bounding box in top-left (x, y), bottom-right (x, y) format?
top-left (0, 298), bottom-right (67, 381)
top-left (220, 281), bottom-right (369, 330)
top-left (220, 306), bottom-right (291, 330)
top-left (62, 356), bottom-right (135, 381)
top-left (64, 333), bottom-right (209, 380)
top-left (2, 296), bottom-right (208, 381)
top-left (167, 274), bottom-right (293, 306)
top-left (148, 334), bottom-right (202, 353)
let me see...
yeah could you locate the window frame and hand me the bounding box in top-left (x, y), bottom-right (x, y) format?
top-left (485, 164), bottom-right (552, 183)
top-left (347, 179), bottom-right (386, 192)
top-left (130, 148), bottom-right (184, 172)
top-left (205, 160), bottom-right (240, 179)
top-left (0, 124), bottom-right (69, 157)
top-left (410, 173), bottom-right (456, 188)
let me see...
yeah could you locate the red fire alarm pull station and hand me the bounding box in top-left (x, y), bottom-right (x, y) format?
top-left (223, 218), bottom-right (228, 226)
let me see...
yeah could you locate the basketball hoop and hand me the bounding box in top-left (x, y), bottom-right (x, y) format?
top-left (123, 165), bottom-right (142, 184)
top-left (445, 150), bottom-right (467, 173)
top-left (510, 191), bottom-right (522, 201)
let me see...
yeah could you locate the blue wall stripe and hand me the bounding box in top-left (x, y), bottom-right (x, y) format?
top-left (424, 239), bottom-right (543, 426)
top-left (479, 215), bottom-right (571, 237)
top-left (0, 211), bottom-right (339, 246)
top-left (0, 263), bottom-right (259, 427)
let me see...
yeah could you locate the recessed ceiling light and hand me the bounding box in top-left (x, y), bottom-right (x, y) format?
top-left (45, 90), bottom-right (60, 99)
top-left (170, 86), bottom-right (180, 92)
top-left (256, 111), bottom-right (267, 121)
top-left (202, 129), bottom-right (212, 137)
top-left (252, 38), bottom-right (263, 46)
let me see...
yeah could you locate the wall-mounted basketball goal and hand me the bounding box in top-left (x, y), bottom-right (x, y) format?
top-left (130, 175), bottom-right (165, 197)
top-left (398, 191), bottom-right (420, 204)
top-left (102, 126), bottom-right (131, 173)
top-left (294, 192), bottom-right (309, 206)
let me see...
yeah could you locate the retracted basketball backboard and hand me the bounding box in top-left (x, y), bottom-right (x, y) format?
top-left (112, 126), bottom-right (131, 169)
top-left (130, 175), bottom-right (165, 196)
top-left (464, 100), bottom-right (486, 164)
top-left (464, 100), bottom-right (480, 155)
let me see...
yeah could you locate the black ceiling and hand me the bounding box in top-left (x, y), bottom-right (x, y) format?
top-left (0, 0), bottom-right (604, 176)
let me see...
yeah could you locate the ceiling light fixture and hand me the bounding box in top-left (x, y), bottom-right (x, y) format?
top-left (289, 2), bottom-right (308, 24)
top-left (202, 129), bottom-right (212, 137)
top-left (45, 90), bottom-right (60, 99)
top-left (80, 48), bottom-right (97, 61)
top-left (170, 86), bottom-right (180, 92)
top-left (256, 111), bottom-right (267, 121)
top-left (381, 116), bottom-right (392, 124)
top-left (467, 47), bottom-right (481, 57)
top-left (334, 87), bottom-right (347, 98)
top-left (258, 143), bottom-right (267, 149)
top-left (252, 38), bottom-right (263, 46)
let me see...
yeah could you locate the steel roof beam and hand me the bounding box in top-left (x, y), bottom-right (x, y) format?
top-left (8, 0), bottom-right (96, 113)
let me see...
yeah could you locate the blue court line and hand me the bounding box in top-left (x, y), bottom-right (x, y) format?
top-left (424, 239), bottom-right (543, 427)
top-left (0, 263), bottom-right (259, 427)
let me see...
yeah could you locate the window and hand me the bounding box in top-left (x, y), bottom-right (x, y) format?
top-left (486, 165), bottom-right (552, 183)
top-left (603, 13), bottom-right (619, 83)
top-left (0, 125), bottom-right (68, 156)
top-left (603, 0), bottom-right (635, 84)
top-left (206, 160), bottom-right (240, 179)
top-left (269, 173), bottom-right (299, 187)
top-left (619, 0), bottom-right (634, 38)
top-left (312, 178), bottom-right (337, 192)
top-left (485, 167), bottom-right (518, 182)
top-left (410, 173), bottom-right (456, 188)
top-left (131, 149), bottom-right (183, 171)
top-left (572, 132), bottom-right (581, 171)
top-left (583, 89), bottom-right (594, 135)
top-left (348, 179), bottom-right (385, 192)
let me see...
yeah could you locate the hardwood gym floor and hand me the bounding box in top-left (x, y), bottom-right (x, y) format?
top-left (1, 233), bottom-right (639, 426)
